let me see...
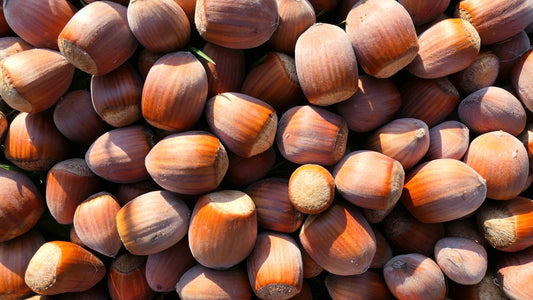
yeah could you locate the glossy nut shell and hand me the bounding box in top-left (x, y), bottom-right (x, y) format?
top-left (145, 131), bottom-right (228, 195)
top-left (299, 201), bottom-right (376, 276)
top-left (456, 0), bottom-right (533, 45)
top-left (277, 105), bottom-right (348, 166)
top-left (0, 169), bottom-right (44, 242)
top-left (333, 150), bottom-right (405, 211)
top-left (194, 0), bottom-right (279, 49)
top-left (401, 158), bottom-right (487, 223)
top-left (24, 241), bottom-right (106, 295)
top-left (407, 18), bottom-right (481, 79)
top-left (127, 0), bottom-right (190, 52)
top-left (46, 158), bottom-right (101, 225)
top-left (85, 125), bottom-right (156, 183)
top-left (58, 0), bottom-right (138, 75)
top-left (345, 0), bottom-right (419, 78)
top-left (206, 92), bottom-right (277, 158)
top-left (0, 48), bottom-right (74, 113)
top-left (3, 0), bottom-right (77, 50)
top-left (116, 190), bottom-right (190, 255)
top-left (463, 130), bottom-right (529, 200)
top-left (73, 192), bottom-right (122, 257)
top-left (295, 23), bottom-right (358, 105)
top-left (142, 51), bottom-right (208, 131)
top-left (4, 111), bottom-right (69, 172)
top-left (188, 190), bottom-right (257, 269)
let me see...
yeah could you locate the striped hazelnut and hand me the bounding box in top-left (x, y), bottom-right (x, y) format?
top-left (455, 0), bottom-right (533, 45)
top-left (383, 204), bottom-right (445, 256)
top-left (107, 254), bottom-right (154, 300)
top-left (115, 179), bottom-right (159, 206)
top-left (85, 125), bottom-right (156, 183)
top-left (325, 270), bottom-right (392, 300)
top-left (145, 131), bottom-right (228, 195)
top-left (277, 105), bottom-right (348, 166)
top-left (414, 14), bottom-right (453, 36)
top-left (247, 231), bottom-right (303, 299)
top-left (463, 131), bottom-right (529, 200)
top-left (458, 86), bottom-right (527, 136)
top-left (142, 51), bottom-right (208, 132)
top-left (512, 48), bottom-right (533, 112)
top-left (383, 254), bottom-right (446, 300)
top-left (0, 37), bottom-right (32, 61)
top-left (370, 227), bottom-right (393, 269)
top-left (174, 0), bottom-right (195, 24)
top-left (425, 120), bottom-right (470, 161)
top-left (73, 192), bottom-right (122, 257)
top-left (58, 0), bottom-right (138, 75)
top-left (398, 0), bottom-right (450, 25)
top-left (415, 13), bottom-right (449, 34)
top-left (24, 241), bottom-right (106, 295)
top-left (127, 0), bottom-right (190, 53)
top-left (225, 147), bottom-right (276, 188)
top-left (365, 118), bottom-right (430, 171)
top-left (46, 158), bottom-right (101, 225)
top-left (0, 48), bottom-right (75, 113)
top-left (194, 0), bottom-right (279, 49)
top-left (401, 158), bottom-right (487, 223)
top-left (434, 237), bottom-right (488, 285)
top-left (145, 238), bottom-right (196, 293)
top-left (69, 226), bottom-right (84, 248)
top-left (176, 265), bottom-right (252, 300)
top-left (295, 23), bottom-right (358, 105)
top-left (0, 168), bottom-right (44, 242)
top-left (346, 0), bottom-right (419, 78)
top-left (188, 190), bottom-right (257, 269)
top-left (492, 30), bottom-right (530, 82)
top-left (91, 63), bottom-right (143, 127)
top-left (3, 0), bottom-right (77, 50)
top-left (299, 244), bottom-right (323, 279)
top-left (407, 18), bottom-right (481, 79)
top-left (4, 111), bottom-right (69, 172)
top-left (206, 92), bottom-right (277, 158)
top-left (136, 49), bottom-right (164, 79)
top-left (116, 190), bottom-right (190, 255)
top-left (333, 150), bottom-right (404, 211)
top-left (496, 247), bottom-right (533, 299)
top-left (299, 201), bottom-right (376, 276)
